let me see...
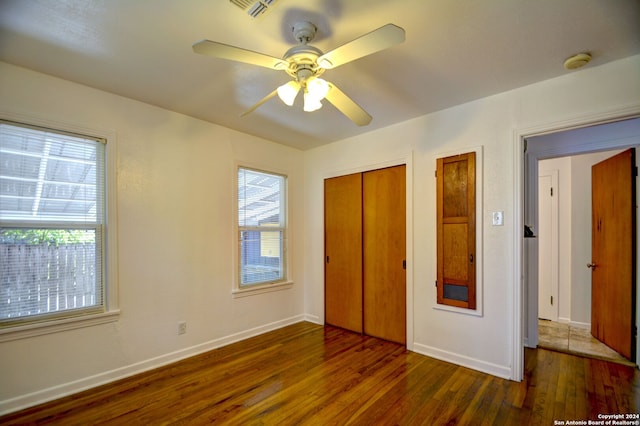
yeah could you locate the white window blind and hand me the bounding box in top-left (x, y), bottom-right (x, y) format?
top-left (237, 167), bottom-right (286, 286)
top-left (0, 120), bottom-right (106, 326)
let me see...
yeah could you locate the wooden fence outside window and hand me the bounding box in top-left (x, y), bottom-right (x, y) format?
top-left (0, 244), bottom-right (98, 320)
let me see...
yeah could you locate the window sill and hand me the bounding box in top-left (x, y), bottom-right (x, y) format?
top-left (232, 281), bottom-right (293, 298)
top-left (0, 310), bottom-right (120, 342)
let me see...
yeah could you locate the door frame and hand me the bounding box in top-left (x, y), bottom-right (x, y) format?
top-left (322, 152), bottom-right (414, 350)
top-left (512, 108), bottom-right (640, 381)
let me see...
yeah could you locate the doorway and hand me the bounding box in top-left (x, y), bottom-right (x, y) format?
top-left (536, 151), bottom-right (633, 363)
top-left (522, 117), bottom-right (640, 367)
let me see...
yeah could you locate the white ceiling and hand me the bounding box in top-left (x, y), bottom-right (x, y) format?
top-left (1, 0), bottom-right (639, 150)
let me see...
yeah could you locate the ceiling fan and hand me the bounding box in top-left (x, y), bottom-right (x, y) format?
top-left (193, 21), bottom-right (405, 126)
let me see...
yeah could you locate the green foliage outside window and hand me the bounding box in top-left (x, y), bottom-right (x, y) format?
top-left (0, 229), bottom-right (95, 246)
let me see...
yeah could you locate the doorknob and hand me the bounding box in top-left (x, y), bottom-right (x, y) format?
top-left (587, 262), bottom-right (598, 270)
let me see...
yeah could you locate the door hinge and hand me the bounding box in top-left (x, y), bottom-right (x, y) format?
top-left (435, 280), bottom-right (438, 287)
top-left (635, 166), bottom-right (638, 177)
top-left (326, 256), bottom-right (329, 263)
top-left (435, 170), bottom-right (437, 178)
top-left (402, 260), bottom-right (406, 269)
top-left (551, 295), bottom-right (553, 305)
top-left (550, 187), bottom-right (553, 196)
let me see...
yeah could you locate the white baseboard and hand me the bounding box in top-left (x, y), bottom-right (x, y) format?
top-left (569, 321), bottom-right (590, 329)
top-left (557, 318), bottom-right (591, 329)
top-left (0, 314), bottom-right (306, 416)
top-left (304, 313), bottom-right (322, 325)
top-left (412, 343), bottom-right (512, 380)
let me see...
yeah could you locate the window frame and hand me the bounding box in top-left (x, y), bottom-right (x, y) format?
top-left (233, 165), bottom-right (292, 297)
top-left (0, 115), bottom-right (119, 341)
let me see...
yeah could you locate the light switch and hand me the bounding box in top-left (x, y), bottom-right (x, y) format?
top-left (492, 211), bottom-right (504, 226)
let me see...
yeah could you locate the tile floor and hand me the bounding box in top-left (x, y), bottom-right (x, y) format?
top-left (537, 319), bottom-right (635, 366)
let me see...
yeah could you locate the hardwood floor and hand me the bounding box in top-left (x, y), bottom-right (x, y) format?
top-left (2, 322), bottom-right (639, 425)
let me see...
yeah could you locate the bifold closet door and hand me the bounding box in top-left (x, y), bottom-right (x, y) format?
top-left (324, 173), bottom-right (363, 333)
top-left (363, 165), bottom-right (406, 344)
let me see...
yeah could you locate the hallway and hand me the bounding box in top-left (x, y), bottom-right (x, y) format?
top-left (538, 319), bottom-right (635, 367)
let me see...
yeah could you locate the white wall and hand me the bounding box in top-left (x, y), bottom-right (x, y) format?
top-left (0, 62), bottom-right (306, 413)
top-left (304, 54), bottom-right (640, 379)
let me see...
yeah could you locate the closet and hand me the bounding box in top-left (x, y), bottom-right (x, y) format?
top-left (324, 165), bottom-right (406, 344)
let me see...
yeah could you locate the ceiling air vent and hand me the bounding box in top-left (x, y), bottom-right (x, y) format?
top-left (230, 0), bottom-right (279, 19)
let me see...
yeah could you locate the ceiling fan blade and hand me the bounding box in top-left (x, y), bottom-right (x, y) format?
top-left (193, 40), bottom-right (287, 70)
top-left (324, 83), bottom-right (372, 126)
top-left (240, 89), bottom-right (279, 117)
top-left (317, 24), bottom-right (405, 70)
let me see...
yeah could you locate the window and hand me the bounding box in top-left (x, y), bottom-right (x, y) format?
top-left (237, 167), bottom-right (287, 287)
top-left (0, 120), bottom-right (108, 328)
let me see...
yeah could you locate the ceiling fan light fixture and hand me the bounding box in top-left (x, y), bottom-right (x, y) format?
top-left (306, 77), bottom-right (329, 101)
top-left (302, 77), bottom-right (329, 112)
top-left (303, 91), bottom-right (323, 112)
top-left (277, 81), bottom-right (300, 106)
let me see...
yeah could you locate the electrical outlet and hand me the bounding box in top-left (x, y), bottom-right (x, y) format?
top-left (178, 321), bottom-right (187, 335)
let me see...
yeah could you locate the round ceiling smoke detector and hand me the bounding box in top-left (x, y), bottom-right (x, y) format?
top-left (563, 53), bottom-right (592, 70)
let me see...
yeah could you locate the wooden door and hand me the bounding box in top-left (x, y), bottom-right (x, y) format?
top-left (436, 153), bottom-right (476, 309)
top-left (363, 165), bottom-right (406, 344)
top-left (591, 148), bottom-right (636, 360)
top-left (325, 173), bottom-right (363, 333)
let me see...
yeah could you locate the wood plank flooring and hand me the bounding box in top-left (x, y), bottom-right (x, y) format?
top-left (2, 322), bottom-right (639, 425)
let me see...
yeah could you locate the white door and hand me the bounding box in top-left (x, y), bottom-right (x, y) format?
top-left (538, 171), bottom-right (559, 321)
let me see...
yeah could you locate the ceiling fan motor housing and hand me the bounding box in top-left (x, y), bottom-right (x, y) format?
top-left (282, 45), bottom-right (325, 81)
